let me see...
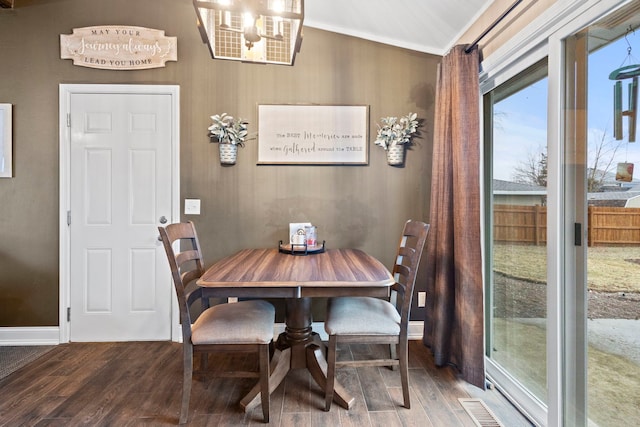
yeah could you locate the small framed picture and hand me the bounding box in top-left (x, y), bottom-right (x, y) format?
top-left (0, 103), bottom-right (12, 178)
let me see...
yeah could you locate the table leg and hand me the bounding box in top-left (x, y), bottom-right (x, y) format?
top-left (306, 339), bottom-right (355, 409)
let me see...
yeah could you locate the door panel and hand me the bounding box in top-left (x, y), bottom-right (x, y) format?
top-left (484, 60), bottom-right (549, 425)
top-left (69, 92), bottom-right (173, 342)
top-left (576, 10), bottom-right (640, 424)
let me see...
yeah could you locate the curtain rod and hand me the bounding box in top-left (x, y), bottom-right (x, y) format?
top-left (464, 0), bottom-right (525, 54)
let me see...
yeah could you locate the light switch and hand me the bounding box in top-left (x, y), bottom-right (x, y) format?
top-left (184, 199), bottom-right (201, 215)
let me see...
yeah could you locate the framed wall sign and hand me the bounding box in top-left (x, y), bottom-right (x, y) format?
top-left (257, 104), bottom-right (369, 165)
top-left (0, 103), bottom-right (12, 178)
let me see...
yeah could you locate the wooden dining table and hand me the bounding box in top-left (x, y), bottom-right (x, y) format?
top-left (196, 247), bottom-right (395, 412)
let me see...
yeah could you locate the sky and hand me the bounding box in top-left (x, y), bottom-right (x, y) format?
top-left (492, 33), bottom-right (640, 184)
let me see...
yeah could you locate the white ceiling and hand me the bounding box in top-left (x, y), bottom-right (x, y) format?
top-left (303, 0), bottom-right (494, 56)
top-left (3, 0), bottom-right (495, 56)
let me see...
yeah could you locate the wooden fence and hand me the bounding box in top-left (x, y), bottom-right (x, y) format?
top-left (494, 205), bottom-right (640, 246)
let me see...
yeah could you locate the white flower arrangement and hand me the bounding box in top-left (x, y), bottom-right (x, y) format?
top-left (374, 112), bottom-right (419, 150)
top-left (208, 113), bottom-right (249, 147)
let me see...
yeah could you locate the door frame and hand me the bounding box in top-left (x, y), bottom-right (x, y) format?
top-left (59, 84), bottom-right (180, 344)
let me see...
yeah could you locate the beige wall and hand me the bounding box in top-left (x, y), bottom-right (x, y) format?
top-left (0, 0), bottom-right (439, 327)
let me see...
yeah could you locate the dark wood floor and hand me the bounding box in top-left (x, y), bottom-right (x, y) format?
top-left (0, 340), bottom-right (533, 426)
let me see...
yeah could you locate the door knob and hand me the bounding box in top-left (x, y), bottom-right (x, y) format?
top-left (159, 216), bottom-right (168, 224)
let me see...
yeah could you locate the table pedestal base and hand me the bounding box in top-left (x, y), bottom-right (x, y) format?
top-left (239, 298), bottom-right (355, 412)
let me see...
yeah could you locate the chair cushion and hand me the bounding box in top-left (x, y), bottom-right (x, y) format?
top-left (191, 300), bottom-right (275, 345)
top-left (324, 297), bottom-right (401, 335)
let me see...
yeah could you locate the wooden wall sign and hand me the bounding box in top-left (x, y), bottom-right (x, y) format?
top-left (60, 26), bottom-right (177, 70)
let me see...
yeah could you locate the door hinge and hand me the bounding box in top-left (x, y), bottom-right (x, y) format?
top-left (67, 113), bottom-right (71, 128)
top-left (67, 210), bottom-right (71, 226)
top-left (67, 307), bottom-right (71, 322)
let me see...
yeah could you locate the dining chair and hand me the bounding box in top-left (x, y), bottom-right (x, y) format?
top-left (158, 221), bottom-right (274, 424)
top-left (323, 219), bottom-right (430, 411)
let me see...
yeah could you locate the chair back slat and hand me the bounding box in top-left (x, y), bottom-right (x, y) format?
top-left (176, 250), bottom-right (202, 268)
top-left (397, 245), bottom-right (416, 258)
top-left (391, 220), bottom-right (429, 327)
top-left (158, 221), bottom-right (206, 339)
top-left (163, 221), bottom-right (198, 241)
top-left (391, 264), bottom-right (411, 298)
top-left (186, 286), bottom-right (205, 307)
top-left (181, 270), bottom-right (202, 288)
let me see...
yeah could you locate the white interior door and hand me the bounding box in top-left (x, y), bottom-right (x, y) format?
top-left (68, 91), bottom-right (174, 342)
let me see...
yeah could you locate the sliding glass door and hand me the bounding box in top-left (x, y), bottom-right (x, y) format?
top-left (483, 2), bottom-right (640, 425)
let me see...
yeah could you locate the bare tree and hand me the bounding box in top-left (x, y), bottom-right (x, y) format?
top-left (512, 150), bottom-right (547, 187)
top-left (587, 128), bottom-right (624, 192)
top-left (511, 129), bottom-right (623, 191)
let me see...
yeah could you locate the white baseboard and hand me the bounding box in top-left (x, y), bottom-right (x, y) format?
top-left (0, 327), bottom-right (61, 346)
top-left (408, 321), bottom-right (425, 340)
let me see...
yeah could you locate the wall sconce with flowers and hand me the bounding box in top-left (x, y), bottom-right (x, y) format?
top-left (374, 112), bottom-right (419, 166)
top-left (209, 113), bottom-right (250, 165)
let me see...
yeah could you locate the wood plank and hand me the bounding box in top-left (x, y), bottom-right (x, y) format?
top-left (280, 411), bottom-right (312, 427)
top-left (409, 367), bottom-right (473, 426)
top-left (282, 368), bottom-right (313, 413)
top-left (338, 410), bottom-right (373, 427)
top-left (0, 392), bottom-right (67, 426)
top-left (356, 366), bottom-right (396, 411)
top-left (388, 386), bottom-right (435, 427)
top-left (368, 410), bottom-right (403, 427)
top-left (310, 407), bottom-right (341, 427)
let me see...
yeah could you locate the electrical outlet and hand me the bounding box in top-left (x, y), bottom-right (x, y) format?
top-left (418, 292), bottom-right (426, 307)
top-left (228, 297), bottom-right (238, 303)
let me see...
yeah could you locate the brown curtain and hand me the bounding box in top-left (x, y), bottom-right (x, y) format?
top-left (422, 45), bottom-right (485, 389)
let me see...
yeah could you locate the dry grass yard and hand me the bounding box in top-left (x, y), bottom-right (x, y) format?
top-left (492, 243), bottom-right (640, 426)
top-left (493, 244), bottom-right (640, 293)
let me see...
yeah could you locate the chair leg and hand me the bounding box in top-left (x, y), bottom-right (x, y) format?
top-left (180, 343), bottom-right (194, 424)
top-left (200, 351), bottom-right (208, 373)
top-left (389, 343), bottom-right (398, 371)
top-left (259, 344), bottom-right (270, 423)
top-left (324, 335), bottom-right (337, 411)
top-left (398, 339), bottom-right (410, 409)
top-left (269, 340), bottom-right (275, 358)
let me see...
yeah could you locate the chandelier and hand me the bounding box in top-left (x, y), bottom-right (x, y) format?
top-left (193, 0), bottom-right (304, 65)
